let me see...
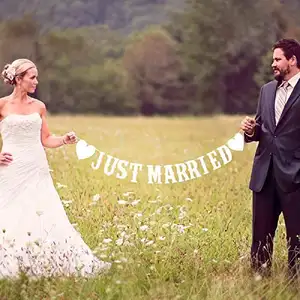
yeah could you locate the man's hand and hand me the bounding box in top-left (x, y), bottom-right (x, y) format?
top-left (240, 116), bottom-right (256, 135)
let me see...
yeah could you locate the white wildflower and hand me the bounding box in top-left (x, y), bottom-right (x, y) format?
top-left (254, 274), bottom-right (262, 281)
top-left (140, 225), bottom-right (149, 231)
top-left (103, 238), bottom-right (113, 244)
top-left (178, 213), bottom-right (186, 220)
top-left (159, 236), bottom-right (166, 241)
top-left (116, 238), bottom-right (123, 246)
top-left (56, 182), bottom-right (67, 189)
top-left (177, 225), bottom-right (186, 233)
top-left (92, 194), bottom-right (101, 202)
top-left (131, 199), bottom-right (141, 206)
top-left (123, 191), bottom-right (134, 197)
top-left (118, 200), bottom-right (129, 205)
top-left (103, 222), bottom-right (112, 228)
top-left (62, 200), bottom-right (73, 207)
top-left (99, 246), bottom-right (109, 251)
top-left (164, 204), bottom-right (173, 211)
top-left (146, 240), bottom-right (154, 246)
top-left (179, 213), bottom-right (186, 220)
top-left (179, 206), bottom-right (186, 213)
top-left (172, 224), bottom-right (190, 234)
top-left (156, 207), bottom-right (162, 215)
top-left (116, 225), bottom-right (127, 230)
top-left (202, 228), bottom-right (208, 232)
top-left (179, 207), bottom-right (187, 220)
top-left (124, 241), bottom-right (134, 246)
top-left (62, 200), bottom-right (73, 205)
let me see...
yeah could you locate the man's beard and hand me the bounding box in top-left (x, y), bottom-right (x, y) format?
top-left (273, 66), bottom-right (290, 82)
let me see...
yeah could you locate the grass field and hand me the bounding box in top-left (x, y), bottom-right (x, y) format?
top-left (0, 115), bottom-right (299, 299)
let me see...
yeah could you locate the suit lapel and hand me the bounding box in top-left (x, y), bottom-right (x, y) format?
top-left (276, 79), bottom-right (300, 127)
top-left (269, 81), bottom-right (278, 132)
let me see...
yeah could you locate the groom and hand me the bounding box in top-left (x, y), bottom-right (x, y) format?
top-left (240, 38), bottom-right (300, 278)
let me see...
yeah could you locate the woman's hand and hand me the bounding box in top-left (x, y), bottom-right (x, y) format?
top-left (0, 152), bottom-right (13, 165)
top-left (62, 131), bottom-right (78, 145)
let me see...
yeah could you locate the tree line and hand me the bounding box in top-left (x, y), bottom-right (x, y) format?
top-left (0, 0), bottom-right (299, 115)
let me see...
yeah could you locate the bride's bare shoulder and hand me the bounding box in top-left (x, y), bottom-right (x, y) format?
top-left (30, 98), bottom-right (46, 111)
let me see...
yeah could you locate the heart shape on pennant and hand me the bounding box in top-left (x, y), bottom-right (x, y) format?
top-left (227, 132), bottom-right (244, 151)
top-left (76, 140), bottom-right (96, 160)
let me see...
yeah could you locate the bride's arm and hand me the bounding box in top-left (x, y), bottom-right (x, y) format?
top-left (40, 103), bottom-right (76, 148)
top-left (0, 97), bottom-right (6, 120)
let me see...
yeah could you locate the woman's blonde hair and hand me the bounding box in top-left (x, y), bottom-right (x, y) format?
top-left (1, 58), bottom-right (36, 85)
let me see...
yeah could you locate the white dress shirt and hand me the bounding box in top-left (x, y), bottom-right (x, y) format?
top-left (245, 71), bottom-right (300, 137)
top-left (277, 71), bottom-right (300, 102)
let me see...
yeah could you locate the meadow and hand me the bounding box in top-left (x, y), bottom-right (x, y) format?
top-left (0, 115), bottom-right (298, 299)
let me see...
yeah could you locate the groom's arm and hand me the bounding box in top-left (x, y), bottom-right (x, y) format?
top-left (244, 86), bottom-right (263, 143)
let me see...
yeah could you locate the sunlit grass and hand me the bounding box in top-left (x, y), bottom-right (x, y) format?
top-left (0, 114), bottom-right (299, 299)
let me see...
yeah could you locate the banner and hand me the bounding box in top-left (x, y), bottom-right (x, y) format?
top-left (75, 132), bottom-right (245, 184)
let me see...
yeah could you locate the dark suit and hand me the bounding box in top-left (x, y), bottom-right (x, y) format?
top-left (245, 76), bottom-right (300, 275)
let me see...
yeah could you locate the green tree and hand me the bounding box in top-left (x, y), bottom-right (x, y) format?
top-left (123, 27), bottom-right (189, 115)
top-left (167, 0), bottom-right (287, 114)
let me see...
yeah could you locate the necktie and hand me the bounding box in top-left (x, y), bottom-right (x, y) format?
top-left (275, 81), bottom-right (289, 125)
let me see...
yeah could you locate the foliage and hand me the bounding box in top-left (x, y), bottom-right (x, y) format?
top-left (0, 0), bottom-right (300, 115)
top-left (0, 0), bottom-right (182, 33)
top-left (166, 0), bottom-right (290, 114)
top-left (123, 28), bottom-right (191, 115)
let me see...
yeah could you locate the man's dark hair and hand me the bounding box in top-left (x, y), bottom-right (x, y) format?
top-left (273, 38), bottom-right (300, 68)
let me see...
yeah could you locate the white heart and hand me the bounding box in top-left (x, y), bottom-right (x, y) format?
top-left (227, 132), bottom-right (244, 151)
top-left (76, 140), bottom-right (96, 160)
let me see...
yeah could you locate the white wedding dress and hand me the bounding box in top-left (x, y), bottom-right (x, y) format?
top-left (0, 112), bottom-right (111, 278)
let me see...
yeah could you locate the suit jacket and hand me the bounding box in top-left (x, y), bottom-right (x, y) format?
top-left (245, 78), bottom-right (300, 193)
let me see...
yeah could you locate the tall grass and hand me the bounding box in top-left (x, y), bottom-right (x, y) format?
top-left (0, 115), bottom-right (299, 299)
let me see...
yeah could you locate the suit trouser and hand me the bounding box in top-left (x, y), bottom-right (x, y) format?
top-left (251, 159), bottom-right (300, 275)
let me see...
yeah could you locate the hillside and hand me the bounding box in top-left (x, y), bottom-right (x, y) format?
top-left (0, 0), bottom-right (184, 34)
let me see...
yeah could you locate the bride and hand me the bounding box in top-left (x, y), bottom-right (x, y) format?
top-left (0, 59), bottom-right (111, 278)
